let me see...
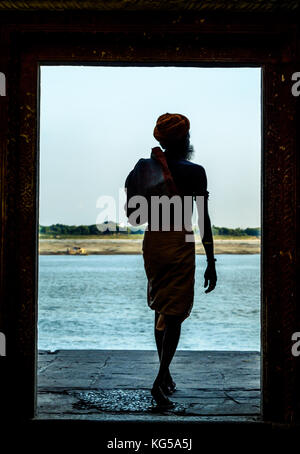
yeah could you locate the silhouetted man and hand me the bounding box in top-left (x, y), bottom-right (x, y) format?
top-left (125, 113), bottom-right (217, 408)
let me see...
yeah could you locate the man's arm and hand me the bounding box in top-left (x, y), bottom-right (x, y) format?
top-left (194, 166), bottom-right (217, 293)
top-left (201, 195), bottom-right (215, 263)
top-left (199, 196), bottom-right (217, 293)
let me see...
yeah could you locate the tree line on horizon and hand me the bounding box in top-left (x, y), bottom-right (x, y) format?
top-left (39, 223), bottom-right (260, 237)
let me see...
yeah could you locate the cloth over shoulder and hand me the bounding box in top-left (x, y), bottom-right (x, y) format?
top-left (124, 147), bottom-right (178, 222)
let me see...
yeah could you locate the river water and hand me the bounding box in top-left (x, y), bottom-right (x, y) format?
top-left (38, 254), bottom-right (260, 351)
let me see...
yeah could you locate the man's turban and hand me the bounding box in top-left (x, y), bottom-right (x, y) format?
top-left (153, 113), bottom-right (190, 142)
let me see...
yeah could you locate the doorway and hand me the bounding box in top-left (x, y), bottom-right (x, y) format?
top-left (37, 65), bottom-right (262, 419)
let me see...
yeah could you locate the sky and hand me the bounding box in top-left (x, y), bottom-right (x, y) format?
top-left (39, 66), bottom-right (261, 228)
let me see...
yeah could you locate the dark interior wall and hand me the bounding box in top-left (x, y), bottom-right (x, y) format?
top-left (0, 1), bottom-right (300, 426)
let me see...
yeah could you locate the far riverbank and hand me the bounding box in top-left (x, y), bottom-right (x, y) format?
top-left (39, 238), bottom-right (260, 255)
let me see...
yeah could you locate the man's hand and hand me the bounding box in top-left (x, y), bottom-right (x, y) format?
top-left (204, 262), bottom-right (217, 293)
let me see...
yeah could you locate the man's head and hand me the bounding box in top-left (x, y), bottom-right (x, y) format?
top-left (153, 113), bottom-right (194, 160)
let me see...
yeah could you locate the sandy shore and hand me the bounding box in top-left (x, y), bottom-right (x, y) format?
top-left (39, 238), bottom-right (260, 255)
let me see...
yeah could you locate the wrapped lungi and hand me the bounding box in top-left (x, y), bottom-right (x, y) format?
top-left (142, 229), bottom-right (195, 331)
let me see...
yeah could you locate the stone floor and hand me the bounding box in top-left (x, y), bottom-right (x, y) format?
top-left (37, 350), bottom-right (261, 422)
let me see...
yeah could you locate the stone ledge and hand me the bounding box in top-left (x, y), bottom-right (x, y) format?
top-left (38, 350), bottom-right (260, 420)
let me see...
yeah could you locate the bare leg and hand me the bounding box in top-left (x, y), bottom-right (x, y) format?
top-left (154, 312), bottom-right (175, 389)
top-left (153, 314), bottom-right (181, 389)
top-left (154, 311), bottom-right (164, 360)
